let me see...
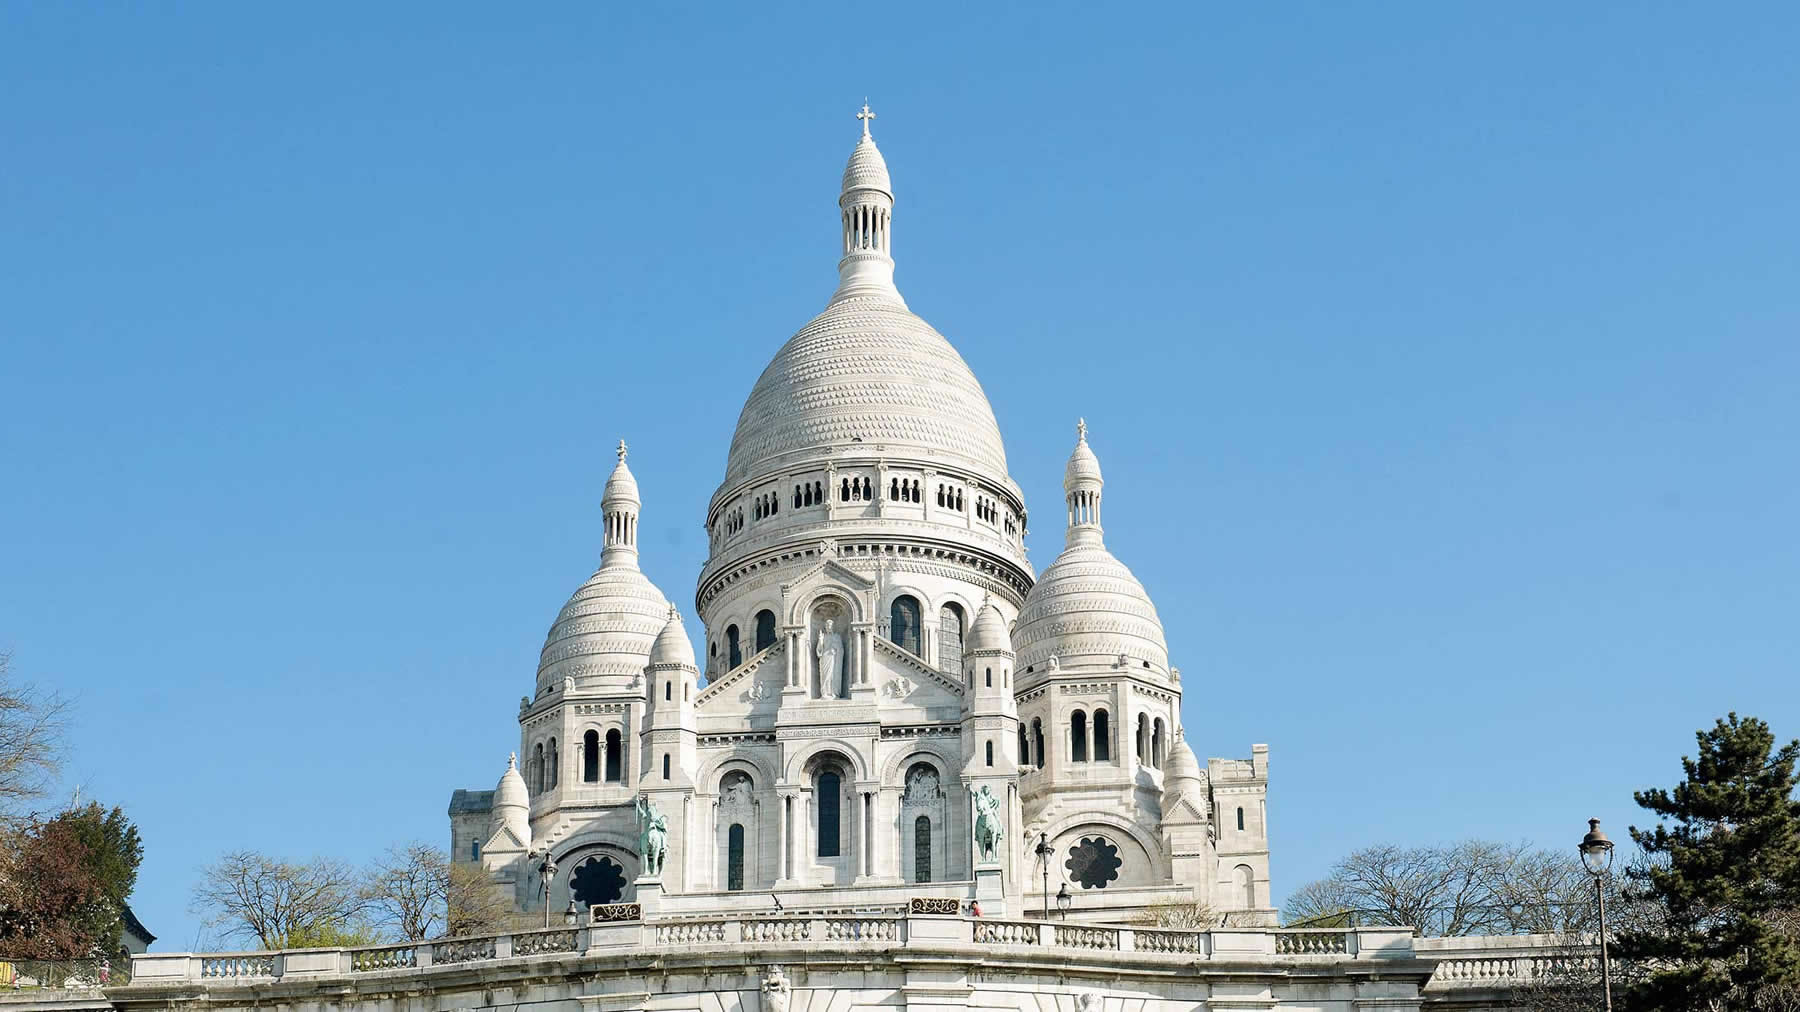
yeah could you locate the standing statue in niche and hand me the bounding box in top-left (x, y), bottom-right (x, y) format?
top-left (973, 785), bottom-right (1005, 863)
top-left (635, 795), bottom-right (668, 878)
top-left (815, 618), bottom-right (845, 697)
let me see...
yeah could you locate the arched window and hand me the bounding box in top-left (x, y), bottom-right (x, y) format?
top-left (841, 478), bottom-right (851, 502)
top-left (890, 477), bottom-right (899, 500)
top-left (1237, 807), bottom-right (1245, 832)
top-left (985, 666), bottom-right (992, 687)
top-left (604, 729), bottom-right (622, 783)
top-left (1137, 713), bottom-right (1149, 765)
top-left (985, 740), bottom-right (994, 767)
top-left (816, 771), bottom-right (841, 857)
top-left (936, 485), bottom-right (945, 507)
top-left (664, 681), bottom-right (671, 701)
top-left (583, 730), bottom-right (599, 783)
top-left (1033, 718), bottom-right (1045, 767)
top-left (663, 754), bottom-right (671, 780)
top-left (813, 481), bottom-right (822, 505)
top-left (1235, 864), bottom-right (1256, 908)
top-left (547, 738), bottom-right (559, 788)
top-left (533, 742), bottom-right (546, 792)
top-left (793, 486), bottom-right (801, 509)
top-left (769, 493), bottom-right (777, 515)
top-left (1071, 710), bottom-right (1088, 763)
top-left (727, 625), bottom-right (742, 668)
top-left (727, 824), bottom-right (745, 891)
top-left (890, 595), bottom-right (922, 655)
top-left (1018, 724), bottom-right (1030, 767)
top-left (1152, 718), bottom-right (1165, 769)
top-left (914, 815), bottom-right (932, 883)
top-left (1093, 710), bottom-right (1110, 762)
top-left (755, 610), bottom-right (777, 652)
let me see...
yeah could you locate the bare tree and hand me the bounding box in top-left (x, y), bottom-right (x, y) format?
top-left (1134, 899), bottom-right (1221, 929)
top-left (445, 860), bottom-right (527, 938)
top-left (190, 851), bottom-right (372, 950)
top-left (367, 843), bottom-right (448, 941)
top-left (1283, 840), bottom-right (1597, 937)
top-left (0, 652), bottom-right (68, 810)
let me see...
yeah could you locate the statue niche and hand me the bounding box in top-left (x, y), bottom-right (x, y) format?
top-left (810, 598), bottom-right (851, 699)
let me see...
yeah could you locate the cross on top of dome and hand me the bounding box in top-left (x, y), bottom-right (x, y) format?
top-left (617, 439), bottom-right (628, 462)
top-left (857, 101), bottom-right (876, 137)
top-left (1078, 418), bottom-right (1088, 442)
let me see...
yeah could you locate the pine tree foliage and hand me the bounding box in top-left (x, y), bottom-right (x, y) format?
top-left (1618, 713), bottom-right (1800, 1010)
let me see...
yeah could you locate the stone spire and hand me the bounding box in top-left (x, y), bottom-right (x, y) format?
top-left (1063, 419), bottom-right (1104, 548)
top-left (834, 102), bottom-right (900, 303)
top-left (601, 438), bottom-right (641, 570)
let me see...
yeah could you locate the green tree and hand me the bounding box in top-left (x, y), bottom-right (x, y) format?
top-left (0, 802), bottom-right (142, 960)
top-left (57, 803), bottom-right (143, 954)
top-left (1617, 713), bottom-right (1800, 1010)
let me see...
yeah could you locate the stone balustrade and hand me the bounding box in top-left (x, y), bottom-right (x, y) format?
top-left (128, 908), bottom-right (1432, 987)
top-left (1417, 933), bottom-right (1597, 990)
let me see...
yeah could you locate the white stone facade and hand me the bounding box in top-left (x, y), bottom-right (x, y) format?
top-left (444, 112), bottom-right (1272, 929)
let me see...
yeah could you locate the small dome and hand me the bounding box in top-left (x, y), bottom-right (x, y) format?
top-left (1164, 730), bottom-right (1203, 789)
top-left (537, 565), bottom-right (671, 690)
top-left (603, 442), bottom-right (640, 507)
top-left (493, 754), bottom-right (528, 812)
top-left (842, 135), bottom-right (891, 197)
top-left (965, 600), bottom-right (1013, 654)
top-left (649, 607), bottom-right (696, 668)
top-left (1014, 543), bottom-right (1169, 674)
top-left (1064, 420), bottom-right (1103, 488)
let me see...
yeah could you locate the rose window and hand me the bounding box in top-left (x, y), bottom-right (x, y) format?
top-left (1063, 836), bottom-right (1121, 890)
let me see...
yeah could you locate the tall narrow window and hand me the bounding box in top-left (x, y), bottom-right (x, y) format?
top-left (664, 681), bottom-right (671, 701)
top-left (583, 730), bottom-right (599, 783)
top-left (547, 738), bottom-right (559, 788)
top-left (816, 771), bottom-right (841, 857)
top-left (755, 610), bottom-right (777, 652)
top-left (727, 824), bottom-right (745, 891)
top-left (1237, 807), bottom-right (1245, 832)
top-left (1152, 718), bottom-right (1165, 769)
top-left (937, 604), bottom-right (965, 671)
top-left (604, 729), bottom-right (622, 782)
top-left (985, 666), bottom-right (992, 687)
top-left (727, 625), bottom-right (742, 668)
top-left (1071, 710), bottom-right (1089, 763)
top-left (663, 754), bottom-right (671, 780)
top-left (914, 815), bottom-right (932, 883)
top-left (1033, 718), bottom-right (1045, 767)
top-left (890, 595), bottom-right (922, 655)
top-left (1093, 710), bottom-right (1110, 762)
top-left (1018, 725), bottom-right (1030, 767)
top-left (985, 740), bottom-right (994, 767)
top-left (1137, 713), bottom-right (1149, 765)
top-left (533, 742), bottom-right (546, 792)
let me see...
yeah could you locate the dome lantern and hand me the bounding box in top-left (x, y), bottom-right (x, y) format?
top-left (835, 103), bottom-right (899, 302)
top-left (601, 439), bottom-right (640, 570)
top-left (1063, 419), bottom-right (1105, 549)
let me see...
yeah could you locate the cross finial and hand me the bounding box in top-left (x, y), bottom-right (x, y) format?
top-left (857, 101), bottom-right (876, 138)
top-left (508, 751), bottom-right (517, 769)
top-left (1077, 418), bottom-right (1087, 442)
top-left (616, 439), bottom-right (628, 463)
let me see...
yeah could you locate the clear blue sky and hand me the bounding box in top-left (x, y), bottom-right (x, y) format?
top-left (3, 4), bottom-right (1796, 949)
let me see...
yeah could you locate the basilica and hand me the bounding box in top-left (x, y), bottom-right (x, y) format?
top-left (446, 110), bottom-right (1272, 926)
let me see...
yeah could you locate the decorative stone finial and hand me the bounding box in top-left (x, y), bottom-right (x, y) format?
top-left (1077, 417), bottom-right (1087, 442)
top-left (507, 751), bottom-right (517, 770)
top-left (857, 100), bottom-right (876, 138)
top-left (616, 439), bottom-right (628, 463)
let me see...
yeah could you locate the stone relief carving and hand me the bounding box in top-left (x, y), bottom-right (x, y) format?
top-left (901, 766), bottom-right (941, 806)
top-left (883, 676), bottom-right (915, 699)
top-left (744, 679), bottom-right (777, 702)
top-left (761, 965), bottom-right (791, 1012)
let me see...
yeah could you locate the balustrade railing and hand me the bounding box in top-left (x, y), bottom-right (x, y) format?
top-left (513, 928), bottom-right (579, 956)
top-left (973, 920), bottom-right (1038, 945)
top-left (1135, 928), bottom-right (1206, 954)
top-left (349, 945), bottom-right (416, 972)
top-left (656, 920), bottom-right (729, 945)
top-left (742, 918), bottom-right (813, 942)
top-left (824, 916), bottom-right (900, 942)
top-left (1053, 925), bottom-right (1119, 950)
top-left (432, 937), bottom-right (496, 965)
top-left (200, 955), bottom-right (275, 979)
top-left (1275, 930), bottom-right (1348, 955)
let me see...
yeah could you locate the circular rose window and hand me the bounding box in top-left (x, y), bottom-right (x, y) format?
top-left (570, 856), bottom-right (627, 906)
top-left (1063, 836), bottom-right (1122, 890)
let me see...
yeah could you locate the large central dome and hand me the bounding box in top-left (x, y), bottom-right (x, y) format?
top-left (722, 295), bottom-right (1010, 487)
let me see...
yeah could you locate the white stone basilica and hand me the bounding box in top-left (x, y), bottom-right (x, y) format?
top-left (447, 110), bottom-right (1273, 926)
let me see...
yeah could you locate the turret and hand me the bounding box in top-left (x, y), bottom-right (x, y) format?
top-left (833, 103), bottom-right (900, 301)
top-left (641, 606), bottom-right (698, 785)
top-left (960, 599), bottom-right (1019, 772)
top-left (602, 439), bottom-right (641, 570)
top-left (482, 752), bottom-right (532, 876)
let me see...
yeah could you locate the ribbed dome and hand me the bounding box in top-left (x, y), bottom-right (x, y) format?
top-left (842, 135), bottom-right (891, 196)
top-left (1065, 423), bottom-right (1103, 487)
top-left (604, 452), bottom-right (640, 507)
top-left (721, 293), bottom-right (1013, 489)
top-left (649, 608), bottom-right (697, 668)
top-left (1013, 543), bottom-right (1169, 674)
top-left (537, 565), bottom-right (671, 690)
top-left (965, 599), bottom-right (1013, 654)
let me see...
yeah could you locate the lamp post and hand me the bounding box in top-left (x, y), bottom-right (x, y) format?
top-left (534, 850), bottom-right (558, 930)
top-left (1055, 882), bottom-right (1071, 920)
top-left (563, 899), bottom-right (580, 927)
top-left (1033, 833), bottom-right (1054, 921)
top-left (1578, 818), bottom-right (1615, 1012)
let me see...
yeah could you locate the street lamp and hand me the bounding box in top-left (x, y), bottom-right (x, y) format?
top-left (533, 850), bottom-right (558, 929)
top-left (564, 899), bottom-right (581, 927)
top-left (1578, 818), bottom-right (1615, 1012)
top-left (1033, 833), bottom-right (1054, 921)
top-left (1055, 882), bottom-right (1072, 920)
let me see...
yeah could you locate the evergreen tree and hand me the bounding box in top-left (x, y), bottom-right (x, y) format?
top-left (1618, 713), bottom-right (1800, 1009)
